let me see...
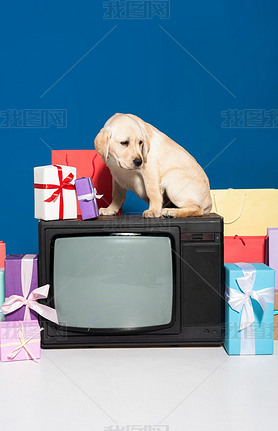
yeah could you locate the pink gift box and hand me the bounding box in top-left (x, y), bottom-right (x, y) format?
top-left (0, 320), bottom-right (42, 362)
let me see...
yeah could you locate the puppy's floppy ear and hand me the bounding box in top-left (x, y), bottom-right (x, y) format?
top-left (94, 128), bottom-right (110, 162)
top-left (142, 135), bottom-right (150, 163)
top-left (142, 124), bottom-right (151, 163)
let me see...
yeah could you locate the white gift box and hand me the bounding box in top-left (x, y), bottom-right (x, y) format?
top-left (34, 165), bottom-right (77, 221)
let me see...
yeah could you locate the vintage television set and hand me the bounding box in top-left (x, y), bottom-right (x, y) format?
top-left (38, 214), bottom-right (224, 348)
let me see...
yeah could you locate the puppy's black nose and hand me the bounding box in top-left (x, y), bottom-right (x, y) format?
top-left (133, 157), bottom-right (142, 167)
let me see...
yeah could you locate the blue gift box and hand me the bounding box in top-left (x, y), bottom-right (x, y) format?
top-left (224, 263), bottom-right (275, 355)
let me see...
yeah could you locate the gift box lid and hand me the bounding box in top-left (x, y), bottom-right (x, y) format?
top-left (225, 262), bottom-right (274, 272)
top-left (5, 254), bottom-right (38, 261)
top-left (34, 164), bottom-right (74, 171)
top-left (225, 263), bottom-right (275, 291)
top-left (34, 164), bottom-right (77, 178)
top-left (267, 227), bottom-right (278, 235)
top-left (0, 319), bottom-right (40, 331)
top-left (0, 320), bottom-right (41, 343)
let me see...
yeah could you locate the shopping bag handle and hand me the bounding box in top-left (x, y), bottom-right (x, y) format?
top-left (64, 152), bottom-right (98, 178)
top-left (91, 153), bottom-right (98, 180)
top-left (213, 193), bottom-right (247, 224)
top-left (233, 235), bottom-right (246, 246)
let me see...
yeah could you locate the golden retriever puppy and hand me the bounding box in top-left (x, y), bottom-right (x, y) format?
top-left (94, 113), bottom-right (212, 218)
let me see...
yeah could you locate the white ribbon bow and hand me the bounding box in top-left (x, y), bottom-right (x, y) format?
top-left (226, 262), bottom-right (274, 354)
top-left (226, 263), bottom-right (274, 331)
top-left (78, 188), bottom-right (103, 202)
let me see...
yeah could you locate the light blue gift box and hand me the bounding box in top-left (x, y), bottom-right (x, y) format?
top-left (224, 263), bottom-right (275, 355)
top-left (0, 270), bottom-right (5, 321)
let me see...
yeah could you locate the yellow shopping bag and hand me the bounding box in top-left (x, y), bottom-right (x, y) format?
top-left (211, 189), bottom-right (278, 236)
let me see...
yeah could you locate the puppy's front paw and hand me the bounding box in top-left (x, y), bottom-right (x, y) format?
top-left (99, 207), bottom-right (117, 216)
top-left (142, 209), bottom-right (162, 218)
top-left (161, 208), bottom-right (176, 218)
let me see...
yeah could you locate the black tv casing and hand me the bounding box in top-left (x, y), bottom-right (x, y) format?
top-left (38, 214), bottom-right (224, 348)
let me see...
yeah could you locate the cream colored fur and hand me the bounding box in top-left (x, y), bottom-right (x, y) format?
top-left (94, 113), bottom-right (212, 218)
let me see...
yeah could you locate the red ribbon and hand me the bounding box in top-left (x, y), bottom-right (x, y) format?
top-left (34, 165), bottom-right (75, 219)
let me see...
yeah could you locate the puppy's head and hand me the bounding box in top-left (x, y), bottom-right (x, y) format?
top-left (94, 114), bottom-right (150, 169)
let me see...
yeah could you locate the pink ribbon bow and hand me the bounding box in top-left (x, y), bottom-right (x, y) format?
top-left (1, 284), bottom-right (58, 324)
top-left (0, 254), bottom-right (58, 324)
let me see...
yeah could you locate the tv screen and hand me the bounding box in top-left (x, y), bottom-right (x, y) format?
top-left (53, 235), bottom-right (173, 329)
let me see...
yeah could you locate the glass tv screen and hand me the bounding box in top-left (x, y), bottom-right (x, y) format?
top-left (53, 235), bottom-right (173, 329)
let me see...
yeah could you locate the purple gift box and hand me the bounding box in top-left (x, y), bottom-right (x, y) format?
top-left (4, 255), bottom-right (38, 321)
top-left (266, 228), bottom-right (278, 290)
top-left (75, 177), bottom-right (102, 220)
top-left (0, 320), bottom-right (41, 362)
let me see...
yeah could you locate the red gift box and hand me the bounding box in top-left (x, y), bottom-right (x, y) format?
top-left (51, 150), bottom-right (114, 216)
top-left (224, 235), bottom-right (266, 264)
top-left (0, 241), bottom-right (6, 269)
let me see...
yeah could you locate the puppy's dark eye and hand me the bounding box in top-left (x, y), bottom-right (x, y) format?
top-left (139, 140), bottom-right (143, 145)
top-left (120, 141), bottom-right (129, 146)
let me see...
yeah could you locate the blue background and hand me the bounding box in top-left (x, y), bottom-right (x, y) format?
top-left (0, 1), bottom-right (277, 254)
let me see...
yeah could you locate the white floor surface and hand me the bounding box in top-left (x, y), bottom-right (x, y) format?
top-left (1, 342), bottom-right (278, 431)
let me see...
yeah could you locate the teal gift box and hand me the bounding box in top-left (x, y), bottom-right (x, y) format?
top-left (224, 263), bottom-right (275, 355)
top-left (0, 270), bottom-right (5, 321)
